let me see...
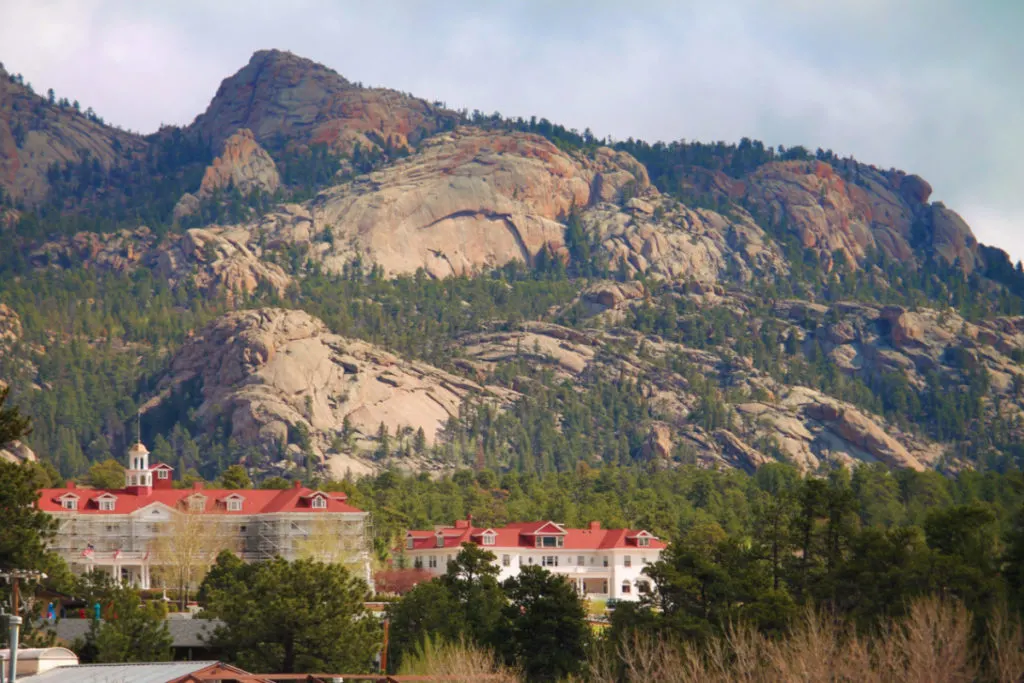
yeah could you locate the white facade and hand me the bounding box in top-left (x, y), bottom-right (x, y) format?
top-left (403, 521), bottom-right (665, 602)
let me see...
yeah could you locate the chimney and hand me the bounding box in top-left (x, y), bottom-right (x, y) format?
top-left (589, 521), bottom-right (601, 531)
top-left (192, 482), bottom-right (204, 491)
top-left (293, 480), bottom-right (303, 489)
top-left (66, 481), bottom-right (76, 490)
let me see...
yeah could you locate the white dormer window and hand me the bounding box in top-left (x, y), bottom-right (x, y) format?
top-left (638, 537), bottom-right (650, 547)
top-left (62, 497), bottom-right (78, 510)
top-left (311, 495), bottom-right (327, 509)
top-left (406, 537), bottom-right (414, 550)
top-left (482, 531), bottom-right (496, 546)
top-left (157, 469), bottom-right (169, 480)
top-left (189, 496), bottom-right (206, 512)
top-left (227, 499), bottom-right (242, 512)
top-left (99, 498), bottom-right (115, 511)
top-left (436, 533), bottom-right (444, 548)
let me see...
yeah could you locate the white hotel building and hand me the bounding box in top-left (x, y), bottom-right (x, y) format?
top-left (404, 518), bottom-right (666, 601)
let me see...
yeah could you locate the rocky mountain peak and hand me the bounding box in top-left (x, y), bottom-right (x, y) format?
top-left (189, 49), bottom-right (453, 155)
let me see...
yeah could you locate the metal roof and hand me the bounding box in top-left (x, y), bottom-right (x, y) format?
top-left (52, 617), bottom-right (223, 648)
top-left (21, 660), bottom-right (221, 683)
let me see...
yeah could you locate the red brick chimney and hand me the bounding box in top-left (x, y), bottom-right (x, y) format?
top-left (589, 521), bottom-right (601, 531)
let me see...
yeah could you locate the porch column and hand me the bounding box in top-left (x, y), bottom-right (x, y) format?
top-left (142, 564), bottom-right (150, 590)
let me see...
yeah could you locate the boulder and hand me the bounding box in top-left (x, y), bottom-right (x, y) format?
top-left (804, 402), bottom-right (924, 470)
top-left (173, 192), bottom-right (201, 221)
top-left (0, 440), bottom-right (36, 465)
top-left (714, 430), bottom-right (771, 473)
top-left (642, 422), bottom-right (673, 460)
top-left (580, 281), bottom-right (646, 316)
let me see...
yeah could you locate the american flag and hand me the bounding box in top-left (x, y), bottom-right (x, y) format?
top-left (82, 543), bottom-right (94, 558)
top-left (113, 549), bottom-right (121, 560)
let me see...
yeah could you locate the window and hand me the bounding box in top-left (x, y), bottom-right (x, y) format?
top-left (542, 555), bottom-right (559, 567)
top-left (482, 532), bottom-right (496, 546)
top-left (578, 556), bottom-right (585, 566)
top-left (436, 534), bottom-right (444, 548)
top-left (227, 499), bottom-right (242, 512)
top-left (621, 581), bottom-right (631, 594)
top-left (62, 498), bottom-right (77, 510)
top-left (428, 555), bottom-right (438, 569)
top-left (157, 469), bottom-right (169, 480)
top-left (189, 496), bottom-right (205, 512)
top-left (502, 554), bottom-right (511, 567)
top-left (311, 496), bottom-right (327, 509)
top-left (99, 499), bottom-right (115, 511)
top-left (602, 556), bottom-right (609, 567)
top-left (406, 537), bottom-right (414, 550)
top-left (239, 525), bottom-right (248, 533)
top-left (638, 581), bottom-right (651, 594)
top-left (527, 556), bottom-right (534, 565)
top-left (414, 557), bottom-right (423, 569)
top-left (624, 555), bottom-right (632, 568)
top-left (536, 535), bottom-right (563, 548)
top-left (638, 536), bottom-right (650, 547)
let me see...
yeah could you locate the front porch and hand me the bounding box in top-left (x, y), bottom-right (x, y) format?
top-left (70, 551), bottom-right (152, 589)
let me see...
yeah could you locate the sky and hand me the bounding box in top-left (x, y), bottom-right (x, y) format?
top-left (1, 0), bottom-right (1022, 259)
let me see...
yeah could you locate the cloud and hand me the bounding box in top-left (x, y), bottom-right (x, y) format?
top-left (0, 0), bottom-right (1020, 259)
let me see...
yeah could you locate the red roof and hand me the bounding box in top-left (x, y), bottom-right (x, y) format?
top-left (405, 519), bottom-right (666, 551)
top-left (37, 481), bottom-right (364, 515)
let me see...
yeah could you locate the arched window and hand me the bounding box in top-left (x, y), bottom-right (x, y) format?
top-left (621, 580), bottom-right (631, 594)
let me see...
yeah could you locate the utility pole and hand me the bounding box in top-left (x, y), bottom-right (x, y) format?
top-left (1, 570), bottom-right (47, 683)
top-left (379, 618), bottom-right (390, 674)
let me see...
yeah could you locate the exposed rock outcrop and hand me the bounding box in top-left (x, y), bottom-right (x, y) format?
top-left (583, 197), bottom-right (786, 284)
top-left (247, 128), bottom-right (651, 277)
top-left (155, 228), bottom-right (291, 298)
top-left (0, 440), bottom-right (36, 465)
top-left (742, 160), bottom-right (982, 272)
top-left (150, 308), bottom-right (508, 476)
top-left (0, 303), bottom-right (22, 348)
top-left (197, 128), bottom-right (280, 198)
top-left (189, 49), bottom-right (456, 155)
top-left (0, 65), bottom-right (143, 204)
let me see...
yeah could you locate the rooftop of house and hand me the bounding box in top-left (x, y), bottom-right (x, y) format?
top-left (37, 480), bottom-right (364, 516)
top-left (405, 519), bottom-right (666, 551)
top-left (18, 660), bottom-right (262, 683)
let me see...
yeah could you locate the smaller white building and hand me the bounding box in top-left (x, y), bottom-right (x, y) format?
top-left (404, 519), bottom-right (666, 601)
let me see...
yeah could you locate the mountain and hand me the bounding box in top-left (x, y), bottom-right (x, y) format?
top-left (1, 50), bottom-right (1022, 482)
top-left (189, 49), bottom-right (458, 155)
top-left (0, 62), bottom-right (143, 205)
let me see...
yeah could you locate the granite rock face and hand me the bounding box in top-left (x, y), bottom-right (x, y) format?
top-left (0, 64), bottom-right (144, 204)
top-left (197, 128), bottom-right (280, 198)
top-left (189, 49), bottom-right (456, 155)
top-left (741, 160), bottom-right (981, 272)
top-left (241, 128), bottom-right (651, 277)
top-left (150, 308), bottom-right (508, 476)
